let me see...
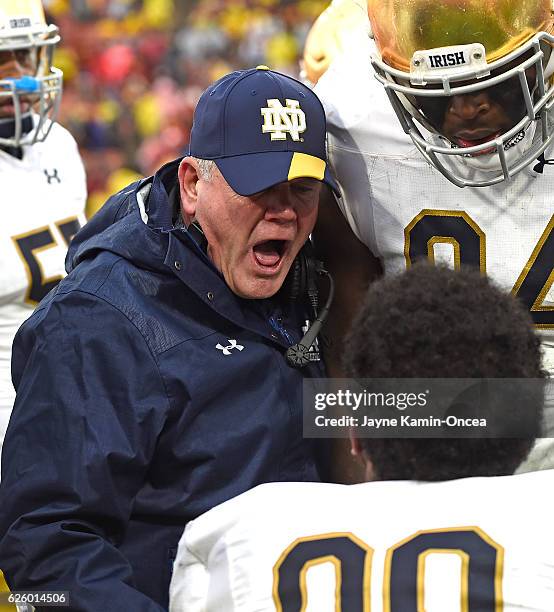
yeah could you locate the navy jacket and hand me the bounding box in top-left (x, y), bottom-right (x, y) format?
top-left (0, 160), bottom-right (325, 611)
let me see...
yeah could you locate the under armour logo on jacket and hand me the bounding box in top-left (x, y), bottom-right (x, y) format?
top-left (261, 99), bottom-right (306, 141)
top-left (216, 339), bottom-right (244, 355)
top-left (44, 168), bottom-right (61, 184)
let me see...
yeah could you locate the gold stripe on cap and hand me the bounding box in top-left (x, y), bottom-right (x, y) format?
top-left (288, 152), bottom-right (325, 181)
top-left (256, 65), bottom-right (270, 70)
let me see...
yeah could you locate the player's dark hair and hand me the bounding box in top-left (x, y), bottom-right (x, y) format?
top-left (343, 263), bottom-right (545, 481)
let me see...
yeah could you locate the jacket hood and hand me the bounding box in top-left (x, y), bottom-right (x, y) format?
top-left (66, 158), bottom-right (183, 274)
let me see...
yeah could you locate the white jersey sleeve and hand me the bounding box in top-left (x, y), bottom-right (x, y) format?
top-left (169, 543), bottom-right (209, 612)
top-left (315, 34), bottom-right (415, 252)
top-left (170, 471), bottom-right (554, 612)
top-left (0, 120), bottom-right (87, 462)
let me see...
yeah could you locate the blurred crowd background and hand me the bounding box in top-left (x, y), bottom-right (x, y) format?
top-left (44, 0), bottom-right (328, 215)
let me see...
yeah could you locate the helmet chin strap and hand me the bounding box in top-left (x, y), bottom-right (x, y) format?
top-left (454, 122), bottom-right (537, 173)
top-left (0, 113), bottom-right (33, 140)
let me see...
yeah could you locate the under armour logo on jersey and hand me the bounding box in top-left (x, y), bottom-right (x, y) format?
top-left (533, 153), bottom-right (554, 174)
top-left (216, 339), bottom-right (244, 355)
top-left (44, 168), bottom-right (61, 184)
top-left (261, 99), bottom-right (306, 141)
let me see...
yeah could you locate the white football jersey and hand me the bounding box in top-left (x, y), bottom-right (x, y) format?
top-left (171, 471), bottom-right (554, 612)
top-left (314, 35), bottom-right (554, 376)
top-left (0, 121), bottom-right (86, 454)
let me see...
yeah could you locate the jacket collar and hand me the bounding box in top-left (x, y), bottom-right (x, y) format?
top-left (164, 230), bottom-right (297, 348)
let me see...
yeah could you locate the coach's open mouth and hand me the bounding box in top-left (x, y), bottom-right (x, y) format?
top-left (252, 239), bottom-right (288, 270)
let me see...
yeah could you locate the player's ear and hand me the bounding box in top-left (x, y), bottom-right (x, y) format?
top-left (349, 429), bottom-right (363, 457)
top-left (178, 157), bottom-right (199, 222)
top-left (349, 430), bottom-right (377, 481)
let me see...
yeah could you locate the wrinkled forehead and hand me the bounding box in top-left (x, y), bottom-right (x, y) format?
top-left (368, 0), bottom-right (554, 71)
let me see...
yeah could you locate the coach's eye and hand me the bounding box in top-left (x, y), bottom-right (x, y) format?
top-left (291, 178), bottom-right (319, 195)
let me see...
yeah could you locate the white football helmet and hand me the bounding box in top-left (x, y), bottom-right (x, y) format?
top-left (368, 0), bottom-right (554, 187)
top-left (0, 0), bottom-right (62, 147)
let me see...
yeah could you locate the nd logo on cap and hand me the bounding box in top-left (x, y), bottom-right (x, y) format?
top-left (188, 66), bottom-right (339, 197)
top-left (261, 99), bottom-right (307, 142)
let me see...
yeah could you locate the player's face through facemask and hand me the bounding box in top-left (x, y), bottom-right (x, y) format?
top-left (0, 0), bottom-right (63, 147)
top-left (0, 48), bottom-right (40, 120)
top-left (411, 58), bottom-right (537, 154)
top-left (367, 0), bottom-right (554, 187)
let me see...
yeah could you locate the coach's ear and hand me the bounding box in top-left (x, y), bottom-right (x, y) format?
top-left (178, 157), bottom-right (200, 224)
top-left (349, 430), bottom-right (377, 482)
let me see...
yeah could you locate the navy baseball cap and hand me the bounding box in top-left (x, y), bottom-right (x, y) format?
top-left (188, 66), bottom-right (339, 196)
